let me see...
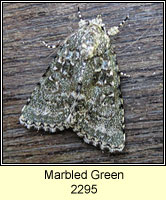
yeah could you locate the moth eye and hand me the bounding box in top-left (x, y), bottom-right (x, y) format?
top-left (86, 21), bottom-right (90, 25)
top-left (101, 26), bottom-right (105, 31)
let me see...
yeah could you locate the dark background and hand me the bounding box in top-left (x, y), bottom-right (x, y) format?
top-left (3, 2), bottom-right (163, 164)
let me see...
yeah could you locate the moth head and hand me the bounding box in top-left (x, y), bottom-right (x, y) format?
top-left (78, 15), bottom-right (110, 59)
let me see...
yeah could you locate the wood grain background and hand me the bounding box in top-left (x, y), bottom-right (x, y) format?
top-left (3, 2), bottom-right (163, 164)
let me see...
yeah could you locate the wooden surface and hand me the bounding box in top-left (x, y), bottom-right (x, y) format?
top-left (3, 3), bottom-right (163, 164)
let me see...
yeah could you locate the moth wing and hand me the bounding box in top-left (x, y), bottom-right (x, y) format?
top-left (20, 58), bottom-right (75, 132)
top-left (74, 58), bottom-right (125, 152)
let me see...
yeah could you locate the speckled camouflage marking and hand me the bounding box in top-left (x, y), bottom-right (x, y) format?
top-left (20, 15), bottom-right (128, 152)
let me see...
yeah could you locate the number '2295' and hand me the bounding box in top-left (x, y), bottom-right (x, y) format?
top-left (71, 184), bottom-right (97, 194)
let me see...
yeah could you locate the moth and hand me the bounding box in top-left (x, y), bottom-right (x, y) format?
top-left (20, 11), bottom-right (129, 152)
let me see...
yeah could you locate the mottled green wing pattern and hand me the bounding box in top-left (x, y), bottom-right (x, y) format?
top-left (73, 50), bottom-right (125, 152)
top-left (20, 15), bottom-right (127, 152)
top-left (20, 53), bottom-right (77, 132)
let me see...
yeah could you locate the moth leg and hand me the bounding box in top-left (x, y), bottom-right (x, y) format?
top-left (120, 72), bottom-right (130, 77)
top-left (42, 41), bottom-right (60, 49)
top-left (108, 15), bottom-right (129, 36)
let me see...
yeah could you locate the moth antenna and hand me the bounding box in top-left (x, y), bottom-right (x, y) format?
top-left (77, 7), bottom-right (82, 21)
top-left (118, 15), bottom-right (129, 28)
top-left (42, 41), bottom-right (59, 49)
top-left (107, 15), bottom-right (129, 36)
